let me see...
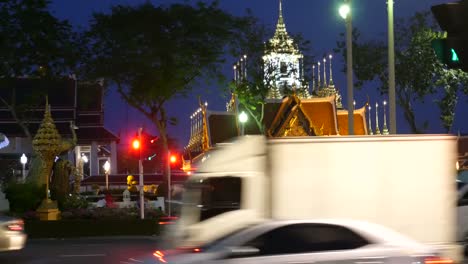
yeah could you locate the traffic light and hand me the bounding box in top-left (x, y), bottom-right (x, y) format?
top-left (170, 154), bottom-right (177, 164)
top-left (432, 1), bottom-right (468, 71)
top-left (431, 38), bottom-right (462, 68)
top-left (132, 138), bottom-right (140, 150)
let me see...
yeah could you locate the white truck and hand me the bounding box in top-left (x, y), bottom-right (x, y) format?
top-left (171, 135), bottom-right (461, 262)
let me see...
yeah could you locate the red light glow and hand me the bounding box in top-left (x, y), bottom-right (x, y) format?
top-left (7, 220), bottom-right (24, 231)
top-left (425, 257), bottom-right (454, 264)
top-left (132, 139), bottom-right (140, 150)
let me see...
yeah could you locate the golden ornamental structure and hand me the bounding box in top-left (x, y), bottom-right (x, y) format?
top-left (32, 98), bottom-right (77, 220)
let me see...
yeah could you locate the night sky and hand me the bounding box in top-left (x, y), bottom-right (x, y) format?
top-left (49, 0), bottom-right (466, 148)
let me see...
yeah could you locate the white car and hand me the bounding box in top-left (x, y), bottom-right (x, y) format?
top-left (0, 215), bottom-right (27, 252)
top-left (130, 219), bottom-right (448, 264)
top-left (457, 182), bottom-right (468, 253)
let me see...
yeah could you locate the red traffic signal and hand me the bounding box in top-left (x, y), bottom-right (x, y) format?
top-left (132, 138), bottom-right (140, 150)
top-left (170, 155), bottom-right (177, 164)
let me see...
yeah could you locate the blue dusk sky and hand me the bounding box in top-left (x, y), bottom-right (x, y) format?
top-left (49, 0), bottom-right (467, 148)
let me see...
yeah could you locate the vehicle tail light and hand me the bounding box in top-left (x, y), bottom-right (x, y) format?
top-left (153, 250), bottom-right (167, 263)
top-left (176, 246), bottom-right (202, 253)
top-left (424, 256), bottom-right (454, 264)
top-left (7, 220), bottom-right (24, 231)
top-left (152, 246), bottom-right (202, 262)
top-left (158, 216), bottom-right (178, 225)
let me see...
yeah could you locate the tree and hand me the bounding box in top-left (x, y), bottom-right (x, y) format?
top-left (335, 12), bottom-right (468, 133)
top-left (0, 0), bottom-right (83, 188)
top-left (84, 1), bottom-right (249, 181)
top-left (0, 0), bottom-right (80, 140)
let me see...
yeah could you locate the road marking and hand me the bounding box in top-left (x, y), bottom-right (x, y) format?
top-left (59, 254), bottom-right (106, 257)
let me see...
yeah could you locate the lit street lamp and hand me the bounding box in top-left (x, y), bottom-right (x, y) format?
top-left (20, 153), bottom-right (27, 182)
top-left (103, 160), bottom-right (110, 190)
top-left (339, 0), bottom-right (354, 135)
top-left (239, 111), bottom-right (248, 136)
top-left (81, 154), bottom-right (88, 164)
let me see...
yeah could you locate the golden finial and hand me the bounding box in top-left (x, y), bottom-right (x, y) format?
top-left (329, 54), bottom-right (334, 86)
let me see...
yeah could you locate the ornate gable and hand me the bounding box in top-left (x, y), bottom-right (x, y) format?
top-left (268, 95), bottom-right (319, 137)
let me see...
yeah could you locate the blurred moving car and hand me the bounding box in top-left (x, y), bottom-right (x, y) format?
top-left (457, 180), bottom-right (467, 190)
top-left (457, 183), bottom-right (468, 255)
top-left (133, 219), bottom-right (450, 264)
top-left (0, 215), bottom-right (27, 252)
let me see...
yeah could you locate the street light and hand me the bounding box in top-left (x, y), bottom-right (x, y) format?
top-left (103, 160), bottom-right (110, 190)
top-left (20, 154), bottom-right (27, 182)
top-left (339, 3), bottom-right (350, 19)
top-left (339, 0), bottom-right (354, 135)
top-left (81, 154), bottom-right (88, 164)
top-left (388, 0), bottom-right (397, 134)
top-left (239, 111), bottom-right (248, 136)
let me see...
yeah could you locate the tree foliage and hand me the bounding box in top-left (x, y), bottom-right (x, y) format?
top-left (335, 12), bottom-right (468, 133)
top-left (84, 1), bottom-right (249, 178)
top-left (0, 0), bottom-right (79, 77)
top-left (0, 0), bottom-right (80, 139)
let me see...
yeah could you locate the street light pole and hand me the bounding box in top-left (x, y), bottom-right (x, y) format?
top-left (388, 0), bottom-right (397, 134)
top-left (138, 127), bottom-right (144, 220)
top-left (103, 160), bottom-right (110, 190)
top-left (20, 153), bottom-right (27, 182)
top-left (340, 1), bottom-right (354, 135)
top-left (239, 111), bottom-right (248, 136)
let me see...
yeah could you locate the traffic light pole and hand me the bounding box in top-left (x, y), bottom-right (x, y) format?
top-left (138, 127), bottom-right (144, 220)
top-left (167, 150), bottom-right (172, 217)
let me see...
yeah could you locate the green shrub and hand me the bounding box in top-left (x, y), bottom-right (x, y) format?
top-left (60, 207), bottom-right (164, 220)
top-left (25, 219), bottom-right (160, 238)
top-left (61, 194), bottom-right (89, 210)
top-left (4, 182), bottom-right (45, 214)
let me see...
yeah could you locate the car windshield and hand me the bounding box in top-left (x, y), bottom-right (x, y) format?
top-left (183, 176), bottom-right (242, 222)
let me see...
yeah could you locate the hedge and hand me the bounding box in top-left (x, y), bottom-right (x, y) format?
top-left (25, 219), bottom-right (160, 238)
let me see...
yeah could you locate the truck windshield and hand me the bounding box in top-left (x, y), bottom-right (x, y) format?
top-left (184, 176), bottom-right (241, 221)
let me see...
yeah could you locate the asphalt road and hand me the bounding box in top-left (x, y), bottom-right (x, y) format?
top-left (2, 237), bottom-right (467, 264)
top-left (0, 236), bottom-right (160, 264)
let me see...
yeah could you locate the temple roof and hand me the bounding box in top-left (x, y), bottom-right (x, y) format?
top-left (337, 107), bottom-right (368, 135)
top-left (0, 123), bottom-right (118, 144)
top-left (265, 0), bottom-right (301, 55)
top-left (268, 95), bottom-right (338, 136)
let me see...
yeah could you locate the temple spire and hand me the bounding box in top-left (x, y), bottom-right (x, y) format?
top-left (275, 0), bottom-right (288, 35)
top-left (279, 0), bottom-right (283, 21)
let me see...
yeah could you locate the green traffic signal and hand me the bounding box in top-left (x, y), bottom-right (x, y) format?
top-left (451, 48), bottom-right (459, 62)
top-left (431, 38), bottom-right (462, 68)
